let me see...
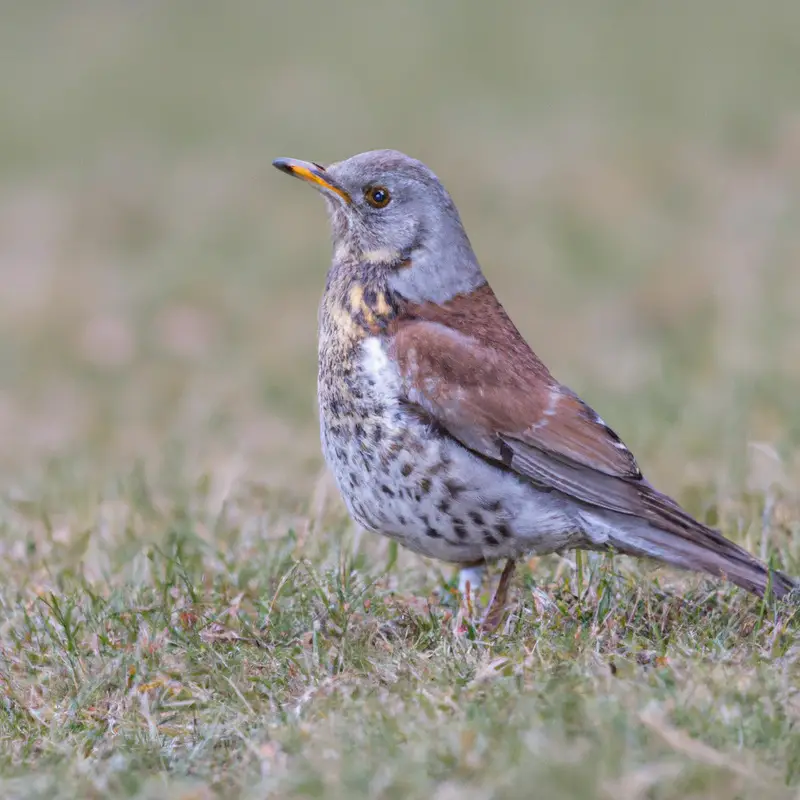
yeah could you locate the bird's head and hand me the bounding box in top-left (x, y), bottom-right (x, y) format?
top-left (272, 149), bottom-right (485, 303)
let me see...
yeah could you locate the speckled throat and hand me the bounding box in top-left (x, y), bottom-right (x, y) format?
top-left (317, 260), bottom-right (406, 528)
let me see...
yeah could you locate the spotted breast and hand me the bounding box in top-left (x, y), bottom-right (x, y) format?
top-left (316, 265), bottom-right (577, 565)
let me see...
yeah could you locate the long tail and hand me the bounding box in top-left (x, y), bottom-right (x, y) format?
top-left (608, 483), bottom-right (797, 599)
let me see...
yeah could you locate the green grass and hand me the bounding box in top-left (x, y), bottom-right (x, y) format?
top-left (1, 2), bottom-right (800, 797)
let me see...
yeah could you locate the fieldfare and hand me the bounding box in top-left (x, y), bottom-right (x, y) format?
top-left (273, 150), bottom-right (796, 631)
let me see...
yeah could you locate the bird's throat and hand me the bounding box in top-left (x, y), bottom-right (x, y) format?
top-left (321, 265), bottom-right (403, 344)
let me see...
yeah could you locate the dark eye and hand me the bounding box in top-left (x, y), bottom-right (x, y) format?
top-left (364, 185), bottom-right (391, 208)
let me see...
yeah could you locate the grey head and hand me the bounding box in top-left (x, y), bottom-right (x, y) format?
top-left (272, 149), bottom-right (486, 303)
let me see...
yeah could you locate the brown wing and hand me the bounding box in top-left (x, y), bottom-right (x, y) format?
top-left (389, 314), bottom-right (647, 514)
top-left (389, 310), bottom-right (746, 528)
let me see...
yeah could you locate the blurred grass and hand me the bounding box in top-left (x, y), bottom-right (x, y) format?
top-left (1, 2), bottom-right (800, 798)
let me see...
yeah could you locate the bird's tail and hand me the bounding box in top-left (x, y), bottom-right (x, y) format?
top-left (606, 484), bottom-right (797, 599)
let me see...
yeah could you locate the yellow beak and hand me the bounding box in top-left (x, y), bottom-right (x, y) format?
top-left (272, 157), bottom-right (352, 204)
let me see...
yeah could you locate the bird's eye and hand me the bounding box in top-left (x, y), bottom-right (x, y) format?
top-left (364, 185), bottom-right (391, 208)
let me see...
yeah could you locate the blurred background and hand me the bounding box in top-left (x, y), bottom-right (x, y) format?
top-left (4, 8), bottom-right (800, 793)
top-left (2, 0), bottom-right (800, 519)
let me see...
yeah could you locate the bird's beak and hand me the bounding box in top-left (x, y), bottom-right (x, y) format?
top-left (272, 157), bottom-right (352, 205)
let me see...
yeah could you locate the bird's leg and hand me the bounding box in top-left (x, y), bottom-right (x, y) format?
top-left (454, 563), bottom-right (485, 634)
top-left (479, 559), bottom-right (517, 633)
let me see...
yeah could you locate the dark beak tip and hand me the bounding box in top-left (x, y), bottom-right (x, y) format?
top-left (272, 158), bottom-right (293, 174)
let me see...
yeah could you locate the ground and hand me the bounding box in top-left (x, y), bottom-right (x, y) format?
top-left (1, 3), bottom-right (800, 798)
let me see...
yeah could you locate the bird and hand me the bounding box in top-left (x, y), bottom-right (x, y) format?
top-left (272, 149), bottom-right (796, 630)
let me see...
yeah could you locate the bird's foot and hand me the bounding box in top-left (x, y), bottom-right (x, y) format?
top-left (454, 564), bottom-right (484, 635)
top-left (478, 559), bottom-right (517, 634)
top-left (453, 560), bottom-right (517, 636)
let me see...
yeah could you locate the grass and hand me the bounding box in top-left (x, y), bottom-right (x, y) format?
top-left (1, 2), bottom-right (800, 797)
top-left (1, 509), bottom-right (798, 799)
